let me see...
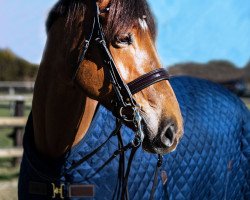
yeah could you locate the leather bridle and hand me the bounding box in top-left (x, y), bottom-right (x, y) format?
top-left (71, 2), bottom-right (169, 199)
top-left (73, 2), bottom-right (169, 146)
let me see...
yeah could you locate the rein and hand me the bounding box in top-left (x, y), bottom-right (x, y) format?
top-left (66, 119), bottom-right (164, 200)
top-left (71, 2), bottom-right (168, 199)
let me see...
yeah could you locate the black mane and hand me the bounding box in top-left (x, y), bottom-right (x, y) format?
top-left (46, 0), bottom-right (156, 41)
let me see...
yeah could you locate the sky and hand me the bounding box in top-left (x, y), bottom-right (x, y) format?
top-left (0, 0), bottom-right (249, 68)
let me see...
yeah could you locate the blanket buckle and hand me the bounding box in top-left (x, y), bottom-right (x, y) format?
top-left (51, 183), bottom-right (64, 199)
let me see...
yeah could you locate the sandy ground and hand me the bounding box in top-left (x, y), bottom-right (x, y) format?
top-left (0, 179), bottom-right (18, 200)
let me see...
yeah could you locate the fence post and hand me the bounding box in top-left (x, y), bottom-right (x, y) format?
top-left (12, 100), bottom-right (24, 166)
top-left (9, 87), bottom-right (15, 115)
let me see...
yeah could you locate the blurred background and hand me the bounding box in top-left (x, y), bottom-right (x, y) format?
top-left (0, 0), bottom-right (249, 199)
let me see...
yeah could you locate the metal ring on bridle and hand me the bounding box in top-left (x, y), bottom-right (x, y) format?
top-left (131, 137), bottom-right (142, 147)
top-left (119, 106), bottom-right (134, 122)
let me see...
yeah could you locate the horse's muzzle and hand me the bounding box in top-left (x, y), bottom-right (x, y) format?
top-left (141, 120), bottom-right (179, 154)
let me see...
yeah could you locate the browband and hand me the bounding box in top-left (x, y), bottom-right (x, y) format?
top-left (128, 68), bottom-right (170, 95)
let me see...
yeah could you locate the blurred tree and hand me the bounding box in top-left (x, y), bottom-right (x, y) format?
top-left (168, 60), bottom-right (244, 82)
top-left (0, 48), bottom-right (38, 81)
top-left (244, 61), bottom-right (250, 82)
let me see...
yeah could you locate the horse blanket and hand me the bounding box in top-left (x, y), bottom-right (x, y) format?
top-left (18, 76), bottom-right (250, 200)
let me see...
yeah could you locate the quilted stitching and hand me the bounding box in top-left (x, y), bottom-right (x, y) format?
top-left (18, 76), bottom-right (250, 200)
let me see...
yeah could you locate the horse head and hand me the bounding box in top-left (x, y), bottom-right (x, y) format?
top-left (71, 0), bottom-right (183, 154)
top-left (35, 0), bottom-right (183, 156)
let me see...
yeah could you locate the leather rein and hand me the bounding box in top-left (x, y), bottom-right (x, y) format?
top-left (71, 2), bottom-right (169, 200)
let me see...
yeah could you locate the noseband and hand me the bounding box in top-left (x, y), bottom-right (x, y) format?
top-left (71, 3), bottom-right (169, 199)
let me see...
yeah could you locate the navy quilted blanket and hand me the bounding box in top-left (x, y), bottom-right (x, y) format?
top-left (18, 76), bottom-right (250, 200)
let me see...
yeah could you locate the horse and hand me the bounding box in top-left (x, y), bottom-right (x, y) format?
top-left (18, 0), bottom-right (184, 199)
top-left (18, 0), bottom-right (250, 199)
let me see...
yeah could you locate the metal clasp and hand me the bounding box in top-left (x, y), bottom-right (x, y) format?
top-left (133, 106), bottom-right (144, 142)
top-left (119, 104), bottom-right (145, 144)
top-left (51, 183), bottom-right (64, 199)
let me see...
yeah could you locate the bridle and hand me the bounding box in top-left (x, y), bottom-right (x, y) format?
top-left (73, 2), bottom-right (170, 145)
top-left (71, 2), bottom-right (170, 200)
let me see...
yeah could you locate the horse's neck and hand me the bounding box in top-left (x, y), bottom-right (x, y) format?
top-left (32, 18), bottom-right (98, 158)
top-left (33, 72), bottom-right (97, 158)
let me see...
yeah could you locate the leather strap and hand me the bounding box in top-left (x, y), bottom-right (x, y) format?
top-left (69, 185), bottom-right (94, 198)
top-left (29, 181), bottom-right (94, 198)
top-left (128, 68), bottom-right (170, 95)
top-left (149, 155), bottom-right (163, 200)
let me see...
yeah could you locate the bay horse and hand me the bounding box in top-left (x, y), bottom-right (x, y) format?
top-left (18, 0), bottom-right (250, 199)
top-left (18, 0), bottom-right (183, 199)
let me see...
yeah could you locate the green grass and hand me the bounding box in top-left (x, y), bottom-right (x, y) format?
top-left (0, 105), bottom-right (11, 116)
top-left (0, 103), bottom-right (31, 148)
top-left (0, 105), bottom-right (16, 148)
top-left (0, 151), bottom-right (19, 180)
top-left (0, 102), bottom-right (31, 117)
top-left (0, 159), bottom-right (19, 180)
top-left (0, 101), bottom-right (31, 181)
top-left (0, 128), bottom-right (13, 147)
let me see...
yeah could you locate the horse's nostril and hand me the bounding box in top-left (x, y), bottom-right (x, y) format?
top-left (161, 124), bottom-right (175, 147)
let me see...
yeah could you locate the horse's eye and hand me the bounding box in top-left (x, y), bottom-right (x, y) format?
top-left (113, 33), bottom-right (133, 48)
top-left (116, 33), bottom-right (133, 44)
